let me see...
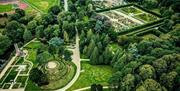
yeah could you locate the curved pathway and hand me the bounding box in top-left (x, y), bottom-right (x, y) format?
top-left (56, 1), bottom-right (81, 90)
top-left (56, 29), bottom-right (81, 91)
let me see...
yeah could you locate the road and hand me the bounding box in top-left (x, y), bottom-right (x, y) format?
top-left (56, 29), bottom-right (81, 91)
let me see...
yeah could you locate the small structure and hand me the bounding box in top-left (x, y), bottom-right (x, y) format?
top-left (47, 61), bottom-right (57, 69)
top-left (14, 44), bottom-right (25, 57)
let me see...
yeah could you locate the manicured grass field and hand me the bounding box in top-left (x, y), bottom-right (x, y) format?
top-left (23, 0), bottom-right (59, 12)
top-left (134, 13), bottom-right (159, 22)
top-left (68, 61), bottom-right (113, 91)
top-left (120, 6), bottom-right (142, 14)
top-left (24, 41), bottom-right (43, 66)
top-left (23, 5), bottom-right (37, 15)
top-left (0, 4), bottom-right (13, 13)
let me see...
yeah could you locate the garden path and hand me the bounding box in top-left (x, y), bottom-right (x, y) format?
top-left (56, 28), bottom-right (81, 91)
top-left (64, 0), bottom-right (68, 11)
top-left (74, 86), bottom-right (109, 91)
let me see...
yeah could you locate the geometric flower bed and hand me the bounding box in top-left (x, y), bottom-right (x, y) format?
top-left (0, 56), bottom-right (32, 89)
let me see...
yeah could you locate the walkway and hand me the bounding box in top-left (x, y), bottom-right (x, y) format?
top-left (0, 56), bottom-right (17, 79)
top-left (64, 0), bottom-right (68, 11)
top-left (56, 28), bottom-right (81, 91)
top-left (56, 1), bottom-right (81, 90)
top-left (74, 86), bottom-right (109, 91)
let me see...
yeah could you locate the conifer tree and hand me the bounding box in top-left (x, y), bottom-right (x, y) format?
top-left (90, 46), bottom-right (99, 64)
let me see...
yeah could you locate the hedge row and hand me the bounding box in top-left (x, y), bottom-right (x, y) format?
top-left (126, 23), bottom-right (164, 36)
top-left (135, 28), bottom-right (163, 36)
top-left (95, 4), bottom-right (162, 18)
top-left (118, 18), bottom-right (165, 35)
top-left (95, 4), bottom-right (133, 13)
top-left (136, 29), bottom-right (155, 36)
top-left (158, 26), bottom-right (170, 33)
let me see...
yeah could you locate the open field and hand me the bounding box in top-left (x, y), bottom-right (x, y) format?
top-left (23, 0), bottom-right (59, 13)
top-left (68, 61), bottom-right (113, 91)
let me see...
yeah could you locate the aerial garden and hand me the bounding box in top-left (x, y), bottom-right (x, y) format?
top-left (0, 0), bottom-right (180, 91)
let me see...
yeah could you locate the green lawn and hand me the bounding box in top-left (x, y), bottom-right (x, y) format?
top-left (0, 4), bottom-right (13, 13)
top-left (24, 41), bottom-right (43, 66)
top-left (134, 13), bottom-right (159, 22)
top-left (68, 61), bottom-right (113, 91)
top-left (24, 5), bottom-right (37, 15)
top-left (120, 6), bottom-right (142, 14)
top-left (23, 0), bottom-right (59, 12)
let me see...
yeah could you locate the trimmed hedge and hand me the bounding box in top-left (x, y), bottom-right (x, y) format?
top-left (126, 23), bottom-right (164, 36)
top-left (95, 4), bottom-right (162, 18)
top-left (95, 4), bottom-right (133, 13)
top-left (136, 29), bottom-right (155, 36)
top-left (118, 18), bottom-right (165, 35)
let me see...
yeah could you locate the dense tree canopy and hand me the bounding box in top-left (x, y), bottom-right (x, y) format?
top-left (5, 20), bottom-right (24, 43)
top-left (0, 34), bottom-right (12, 55)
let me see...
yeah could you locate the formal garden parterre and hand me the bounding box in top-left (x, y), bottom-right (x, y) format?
top-left (98, 4), bottom-right (161, 32)
top-left (0, 53), bottom-right (32, 89)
